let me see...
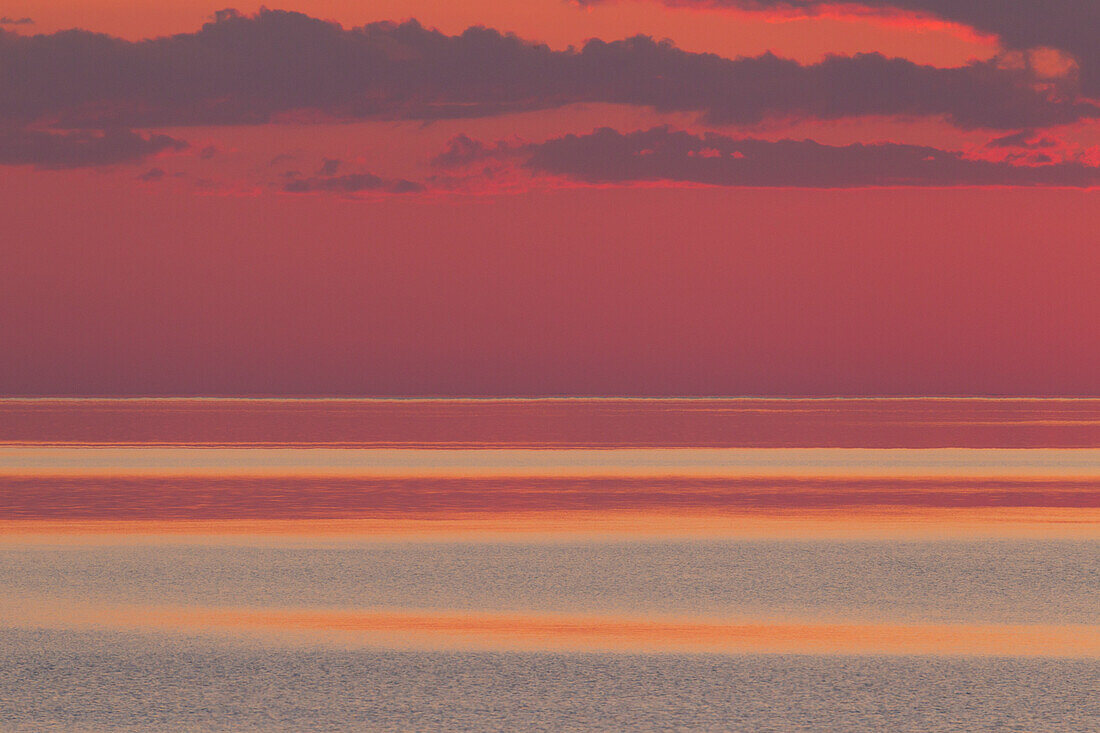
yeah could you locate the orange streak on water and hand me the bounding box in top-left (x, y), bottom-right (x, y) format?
top-left (2, 507), bottom-right (1097, 543)
top-left (6, 447), bottom-right (1100, 479)
top-left (7, 601), bottom-right (1098, 658)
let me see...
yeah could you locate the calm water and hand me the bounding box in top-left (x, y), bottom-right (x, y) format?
top-left (3, 540), bottom-right (1098, 625)
top-left (5, 397), bottom-right (1100, 447)
top-left (2, 630), bottom-right (1098, 733)
top-left (1, 399), bottom-right (1098, 730)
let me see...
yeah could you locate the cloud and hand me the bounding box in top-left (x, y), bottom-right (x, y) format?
top-left (986, 129), bottom-right (1058, 149)
top-left (431, 135), bottom-right (516, 168)
top-left (0, 127), bottom-right (187, 168)
top-left (0, 9), bottom-right (1093, 131)
top-left (577, 1), bottom-right (1100, 96)
top-left (318, 158), bottom-right (342, 176)
top-left (284, 172), bottom-right (425, 195)
top-left (438, 126), bottom-right (1100, 188)
top-left (0, 17), bottom-right (32, 26)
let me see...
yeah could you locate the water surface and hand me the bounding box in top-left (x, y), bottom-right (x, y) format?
top-left (1, 399), bottom-right (1097, 730)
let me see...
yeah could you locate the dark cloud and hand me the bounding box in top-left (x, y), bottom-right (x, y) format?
top-left (0, 127), bottom-right (187, 168)
top-left (0, 9), bottom-right (1093, 131)
top-left (198, 144), bottom-right (219, 159)
top-left (284, 172), bottom-right (424, 194)
top-left (0, 17), bottom-right (33, 25)
top-left (986, 130), bottom-right (1058, 149)
top-left (578, 1), bottom-right (1100, 96)
top-left (138, 167), bottom-right (166, 181)
top-left (439, 126), bottom-right (1100, 188)
top-left (430, 135), bottom-right (514, 168)
top-left (318, 158), bottom-right (342, 176)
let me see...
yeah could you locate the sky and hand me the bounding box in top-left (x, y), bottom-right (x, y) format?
top-left (1, 0), bottom-right (1099, 395)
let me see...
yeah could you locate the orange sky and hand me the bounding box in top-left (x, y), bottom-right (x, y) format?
top-left (9, 0), bottom-right (996, 64)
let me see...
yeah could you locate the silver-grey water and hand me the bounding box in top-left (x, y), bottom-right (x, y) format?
top-left (2, 629), bottom-right (1098, 733)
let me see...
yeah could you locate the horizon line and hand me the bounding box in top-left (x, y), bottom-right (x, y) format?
top-left (4, 395), bottom-right (1100, 402)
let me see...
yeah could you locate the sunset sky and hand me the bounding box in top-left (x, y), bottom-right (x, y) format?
top-left (2, 0), bottom-right (1098, 395)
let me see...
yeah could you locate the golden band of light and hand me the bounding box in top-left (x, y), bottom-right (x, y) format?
top-left (4, 447), bottom-right (1100, 478)
top-left (3, 599), bottom-right (1097, 658)
top-left (2, 507), bottom-right (1098, 543)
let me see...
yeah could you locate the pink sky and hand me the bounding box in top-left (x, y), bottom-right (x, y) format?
top-left (1, 2), bottom-right (1098, 394)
